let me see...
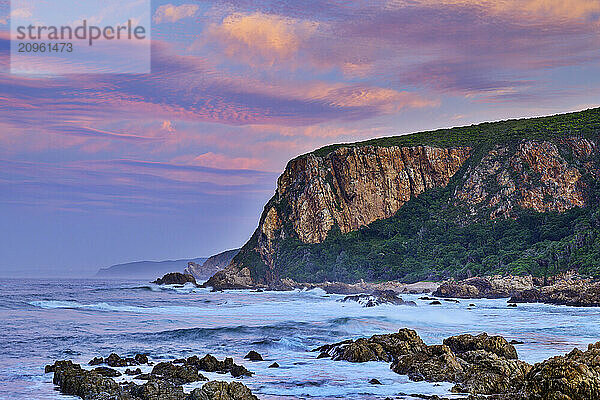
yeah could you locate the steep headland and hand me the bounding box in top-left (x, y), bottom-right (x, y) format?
top-left (207, 108), bottom-right (600, 289)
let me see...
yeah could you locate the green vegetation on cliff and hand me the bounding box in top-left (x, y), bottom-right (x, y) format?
top-left (232, 108), bottom-right (600, 284)
top-left (312, 108), bottom-right (600, 156)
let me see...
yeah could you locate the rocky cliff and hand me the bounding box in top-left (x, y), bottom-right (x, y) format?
top-left (184, 249), bottom-right (239, 282)
top-left (207, 108), bottom-right (600, 289)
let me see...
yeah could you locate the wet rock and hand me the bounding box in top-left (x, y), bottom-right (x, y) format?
top-left (469, 304), bottom-right (476, 307)
top-left (128, 379), bottom-right (187, 400)
top-left (430, 300), bottom-right (442, 305)
top-left (341, 290), bottom-right (416, 307)
top-left (420, 296), bottom-right (437, 301)
top-left (125, 368), bottom-right (142, 376)
top-left (451, 350), bottom-right (531, 394)
top-left (46, 360), bottom-right (124, 399)
top-left (507, 303), bottom-right (517, 308)
top-left (244, 351), bottom-right (263, 361)
top-left (315, 328), bottom-right (426, 363)
top-left (391, 344), bottom-right (464, 382)
top-left (151, 362), bottom-right (207, 385)
top-left (89, 356), bottom-right (103, 366)
top-left (188, 381), bottom-right (258, 400)
top-left (443, 333), bottom-right (518, 360)
top-left (510, 340), bottom-right (524, 345)
top-left (135, 354), bottom-right (149, 364)
top-left (106, 353), bottom-right (137, 367)
top-left (187, 354), bottom-right (252, 378)
top-left (525, 342), bottom-right (600, 400)
top-left (93, 366), bottom-right (122, 377)
top-left (268, 362), bottom-right (279, 368)
top-left (230, 364), bottom-right (253, 378)
top-left (443, 299), bottom-right (460, 303)
top-left (369, 378), bottom-right (382, 385)
top-left (152, 272), bottom-right (198, 286)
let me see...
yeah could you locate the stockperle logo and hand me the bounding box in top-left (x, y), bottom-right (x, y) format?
top-left (10, 0), bottom-right (151, 74)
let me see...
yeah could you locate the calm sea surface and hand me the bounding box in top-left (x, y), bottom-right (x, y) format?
top-left (1, 278), bottom-right (600, 399)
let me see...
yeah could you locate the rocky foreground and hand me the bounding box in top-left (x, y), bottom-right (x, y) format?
top-left (45, 352), bottom-right (258, 400)
top-left (316, 328), bottom-right (600, 400)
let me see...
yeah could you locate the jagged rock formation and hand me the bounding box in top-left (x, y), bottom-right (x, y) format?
top-left (206, 108), bottom-right (600, 289)
top-left (184, 249), bottom-right (239, 282)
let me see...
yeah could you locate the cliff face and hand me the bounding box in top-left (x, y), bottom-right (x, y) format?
top-left (455, 138), bottom-right (597, 219)
top-left (206, 109), bottom-right (600, 288)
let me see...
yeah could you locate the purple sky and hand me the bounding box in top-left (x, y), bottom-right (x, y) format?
top-left (1, 0), bottom-right (599, 277)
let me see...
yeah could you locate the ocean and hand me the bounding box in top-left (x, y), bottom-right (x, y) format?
top-left (1, 278), bottom-right (600, 399)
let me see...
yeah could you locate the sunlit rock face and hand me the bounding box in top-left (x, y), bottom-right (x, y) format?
top-left (267, 145), bottom-right (472, 245)
top-left (455, 138), bottom-right (596, 219)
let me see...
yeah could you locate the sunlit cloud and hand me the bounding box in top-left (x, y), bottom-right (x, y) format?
top-left (153, 3), bottom-right (199, 24)
top-left (204, 11), bottom-right (318, 66)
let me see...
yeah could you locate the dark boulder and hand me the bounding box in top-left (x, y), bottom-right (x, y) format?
top-left (106, 353), bottom-right (137, 367)
top-left (188, 381), bottom-right (259, 400)
top-left (89, 356), bottom-right (103, 366)
top-left (151, 362), bottom-right (207, 385)
top-left (135, 354), bottom-right (149, 364)
top-left (93, 366), bottom-right (122, 377)
top-left (244, 351), bottom-right (263, 361)
top-left (153, 273), bottom-right (198, 286)
top-left (125, 368), bottom-right (142, 376)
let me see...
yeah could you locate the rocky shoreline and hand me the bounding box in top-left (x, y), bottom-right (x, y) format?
top-left (199, 271), bottom-right (600, 308)
top-left (46, 329), bottom-right (600, 400)
top-left (45, 352), bottom-right (260, 400)
top-left (432, 273), bottom-right (600, 307)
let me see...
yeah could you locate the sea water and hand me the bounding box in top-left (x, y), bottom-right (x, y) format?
top-left (1, 278), bottom-right (600, 399)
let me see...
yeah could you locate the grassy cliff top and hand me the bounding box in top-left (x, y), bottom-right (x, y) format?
top-left (311, 108), bottom-right (600, 157)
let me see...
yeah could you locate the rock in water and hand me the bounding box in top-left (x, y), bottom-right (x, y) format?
top-left (315, 328), bottom-right (427, 362)
top-left (46, 358), bottom-right (259, 400)
top-left (189, 381), bottom-right (259, 400)
top-left (93, 366), bottom-right (122, 377)
top-left (268, 362), bottom-right (279, 368)
top-left (153, 272), bottom-right (198, 286)
top-left (340, 290), bottom-right (416, 307)
top-left (151, 362), bottom-right (207, 385)
top-left (244, 351), bottom-right (263, 361)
